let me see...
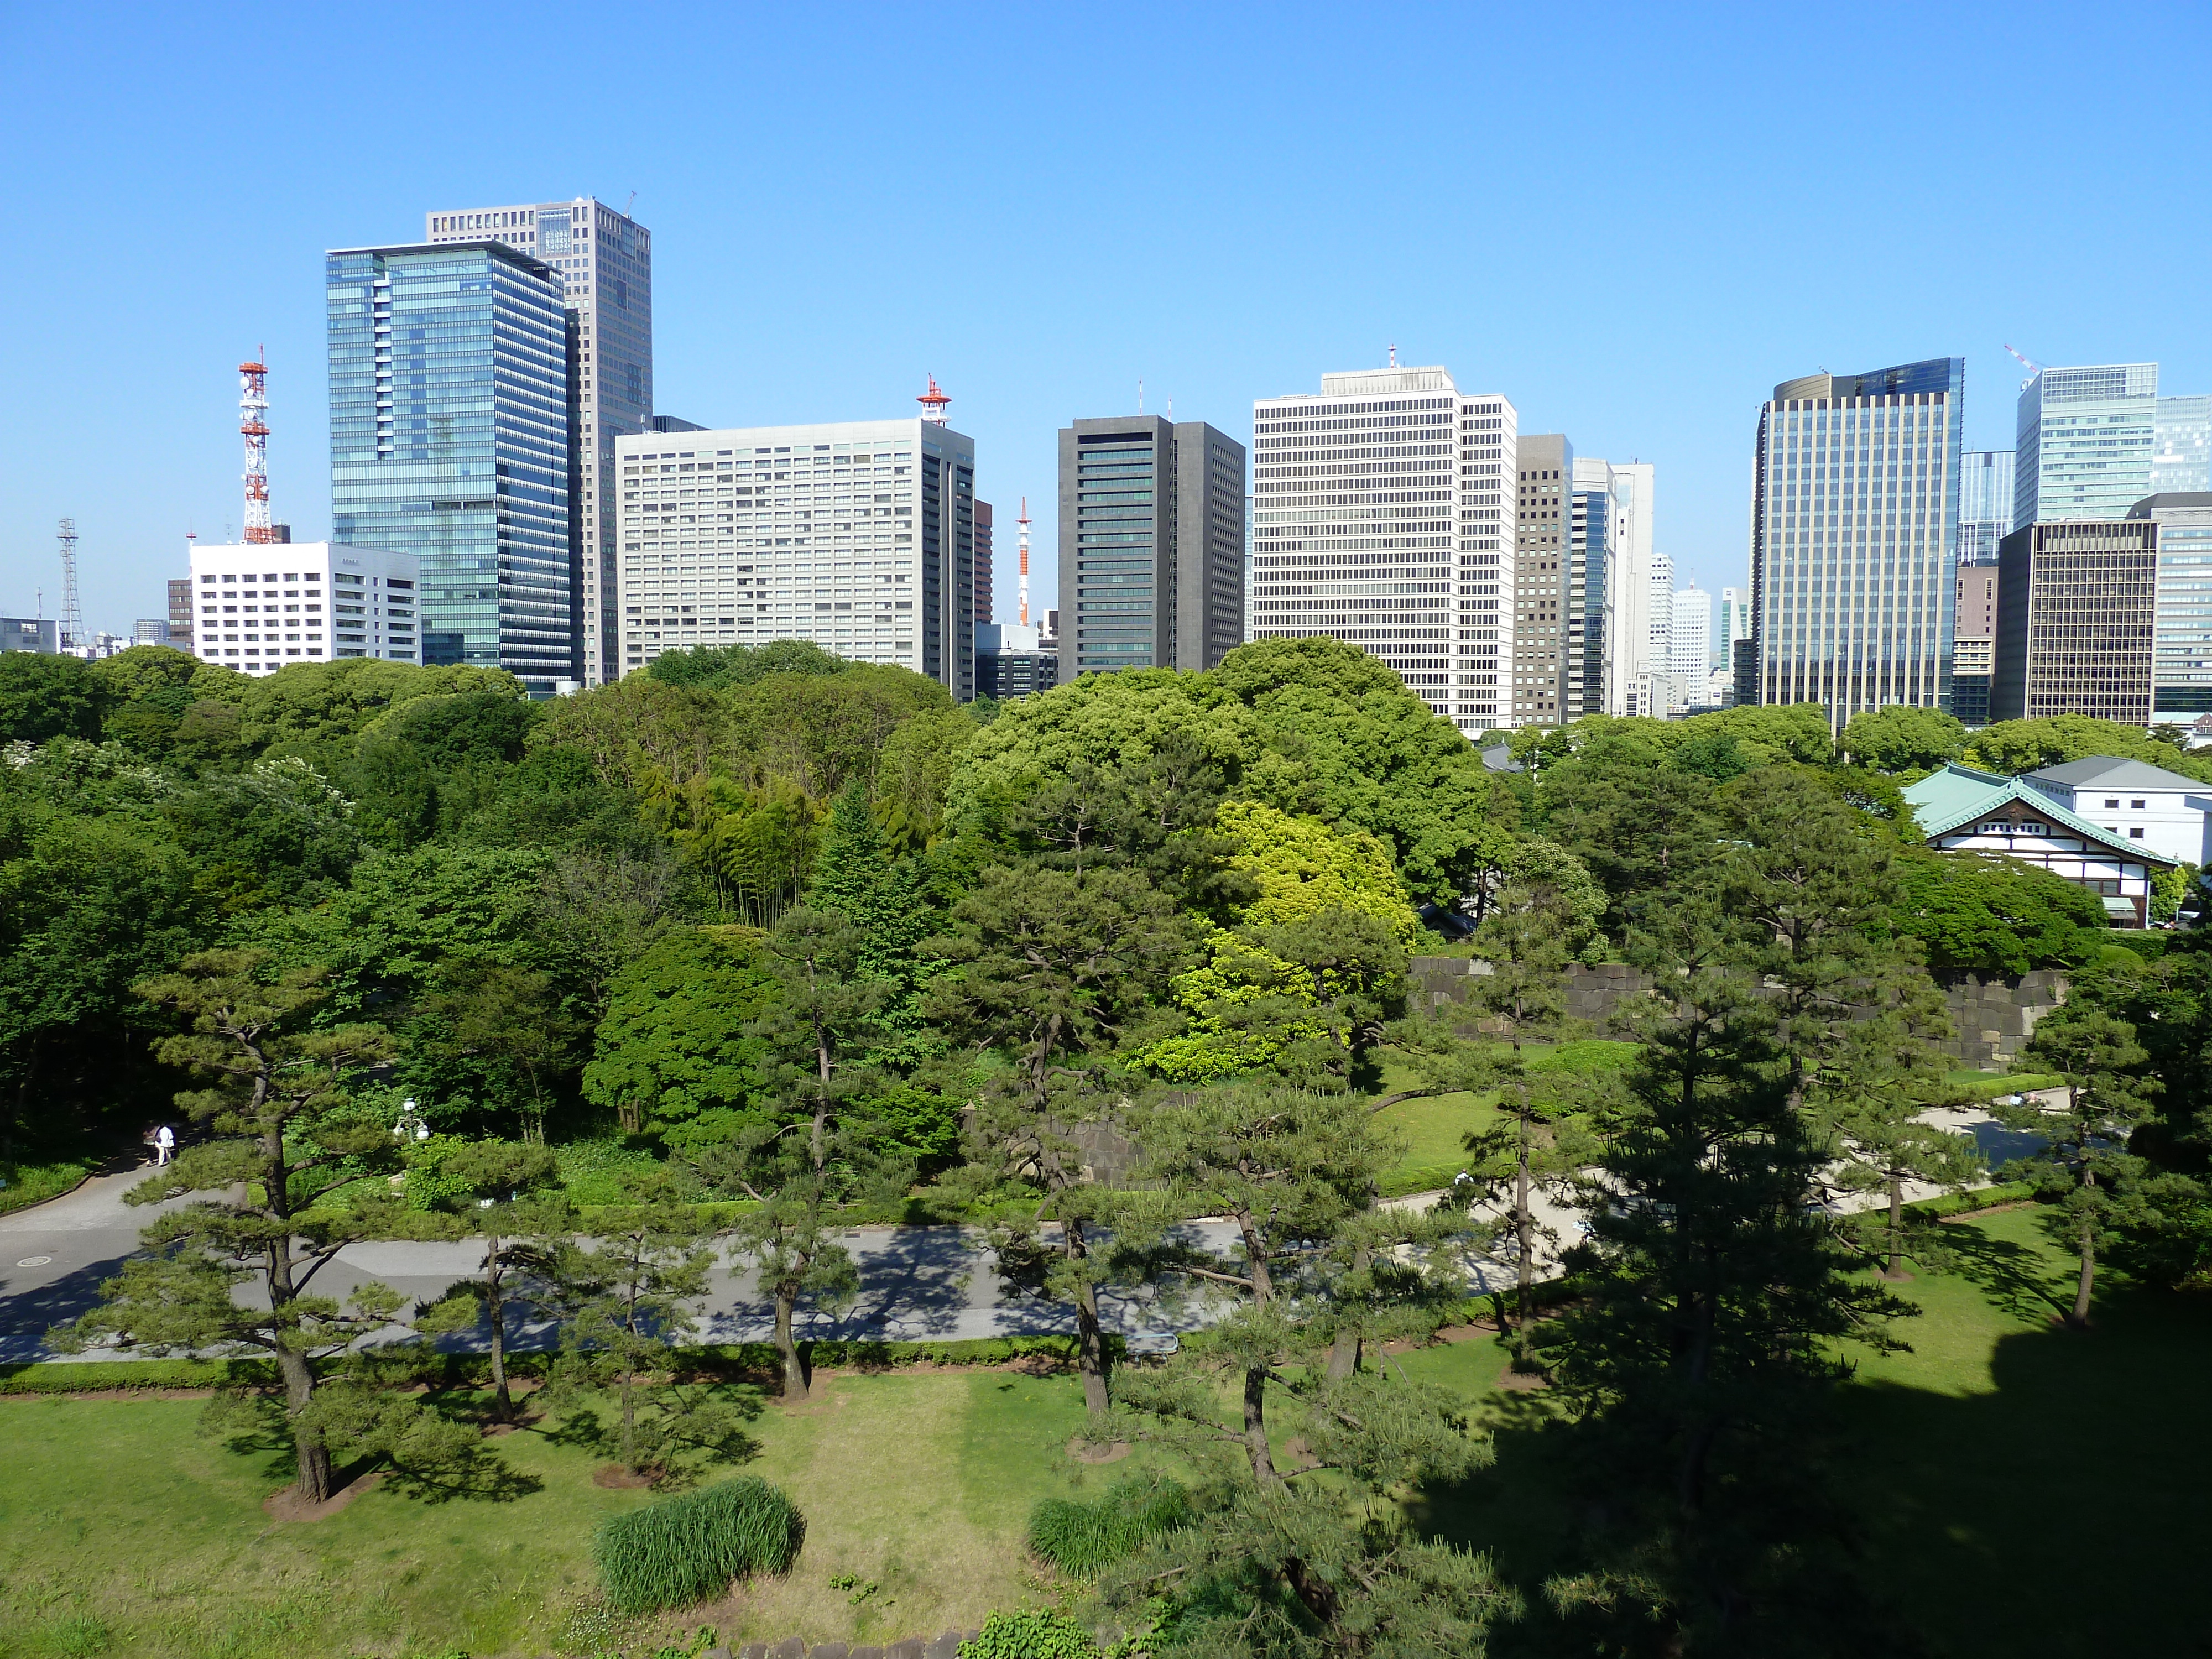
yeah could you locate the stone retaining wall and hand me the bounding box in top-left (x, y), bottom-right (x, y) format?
top-left (1407, 958), bottom-right (2069, 1069)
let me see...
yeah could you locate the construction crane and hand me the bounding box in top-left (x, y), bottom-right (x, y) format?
top-left (2003, 343), bottom-right (2044, 391)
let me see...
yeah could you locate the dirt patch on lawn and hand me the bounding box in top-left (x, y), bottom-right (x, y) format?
top-left (1939, 1202), bottom-right (2032, 1222)
top-left (263, 1470), bottom-right (383, 1522)
top-left (1067, 1434), bottom-right (1133, 1464)
top-left (591, 1463), bottom-right (661, 1489)
top-left (1495, 1367), bottom-right (1551, 1393)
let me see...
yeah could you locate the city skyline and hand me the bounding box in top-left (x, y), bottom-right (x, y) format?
top-left (4, 4), bottom-right (2199, 640)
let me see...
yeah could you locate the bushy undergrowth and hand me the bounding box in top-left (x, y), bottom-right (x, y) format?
top-left (594, 1475), bottom-right (805, 1613)
top-left (1028, 1475), bottom-right (1192, 1580)
top-left (960, 1608), bottom-right (1103, 1658)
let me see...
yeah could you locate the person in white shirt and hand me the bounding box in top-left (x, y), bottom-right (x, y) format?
top-left (153, 1124), bottom-right (176, 1166)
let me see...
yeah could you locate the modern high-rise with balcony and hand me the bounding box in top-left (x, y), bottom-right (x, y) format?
top-left (427, 198), bottom-right (654, 687)
top-left (327, 240), bottom-right (573, 694)
top-left (2153, 398), bottom-right (2211, 494)
top-left (1058, 415), bottom-right (1246, 679)
top-left (1748, 358), bottom-right (1963, 729)
top-left (1960, 449), bottom-right (2015, 564)
top-left (615, 419), bottom-right (975, 698)
top-left (1512, 435), bottom-right (1572, 726)
top-left (1251, 367), bottom-right (1514, 731)
top-left (2016, 363), bottom-right (2157, 525)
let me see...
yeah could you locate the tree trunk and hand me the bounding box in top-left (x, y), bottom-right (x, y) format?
top-left (1514, 1111), bottom-right (1533, 1347)
top-left (774, 1282), bottom-right (810, 1400)
top-left (1063, 1217), bottom-right (1110, 1416)
top-left (276, 1347), bottom-right (333, 1502)
top-left (1326, 1242), bottom-right (1370, 1381)
top-left (484, 1234), bottom-right (512, 1421)
top-left (2072, 1213), bottom-right (2096, 1328)
top-left (619, 1365), bottom-right (638, 1466)
top-left (1887, 1175), bottom-right (1905, 1279)
top-left (1242, 1363), bottom-right (1279, 1485)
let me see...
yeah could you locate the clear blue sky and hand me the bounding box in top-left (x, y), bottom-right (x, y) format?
top-left (4, 1), bottom-right (2204, 634)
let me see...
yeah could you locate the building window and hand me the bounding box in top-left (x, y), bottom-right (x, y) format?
top-left (2130, 828), bottom-right (2146, 839)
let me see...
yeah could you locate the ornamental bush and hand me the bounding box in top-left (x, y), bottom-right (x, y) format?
top-left (1028, 1476), bottom-right (1191, 1580)
top-left (593, 1475), bottom-right (805, 1613)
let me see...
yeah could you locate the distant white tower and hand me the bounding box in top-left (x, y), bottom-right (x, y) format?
top-left (1017, 496), bottom-right (1031, 627)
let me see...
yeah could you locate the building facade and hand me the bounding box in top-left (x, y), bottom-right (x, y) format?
top-left (2025, 755), bottom-right (2212, 868)
top-left (614, 420), bottom-right (975, 698)
top-left (975, 622), bottom-right (1058, 699)
top-left (2131, 492), bottom-right (2212, 720)
top-left (1569, 457), bottom-right (1654, 717)
top-left (185, 541), bottom-right (417, 676)
top-left (1647, 551), bottom-right (1677, 713)
top-left (1671, 583), bottom-right (1711, 690)
top-left (974, 500), bottom-right (994, 627)
top-left (1906, 762), bottom-right (2172, 928)
top-left (2015, 363), bottom-right (2158, 526)
top-left (0, 618), bottom-right (58, 654)
top-left (166, 577), bottom-right (194, 652)
top-left (1992, 518), bottom-right (2158, 724)
top-left (1057, 415), bottom-right (1246, 680)
top-left (2152, 397), bottom-right (2211, 494)
top-left (1953, 561), bottom-right (2001, 724)
top-left (1251, 367), bottom-right (1514, 732)
top-left (1512, 435), bottom-right (1573, 725)
top-left (1715, 585), bottom-right (1749, 669)
top-left (1960, 448), bottom-right (2016, 564)
top-left (1748, 358), bottom-right (1963, 729)
top-left (327, 240), bottom-right (573, 695)
top-left (426, 199), bottom-right (653, 687)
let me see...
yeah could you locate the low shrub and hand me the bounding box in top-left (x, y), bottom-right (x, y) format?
top-left (1029, 1475), bottom-right (1191, 1580)
top-left (961, 1609), bottom-right (1102, 1658)
top-left (594, 1475), bottom-right (805, 1614)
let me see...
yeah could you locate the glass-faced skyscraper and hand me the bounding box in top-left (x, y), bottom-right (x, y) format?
top-left (426, 199), bottom-right (654, 686)
top-left (327, 241), bottom-right (573, 694)
top-left (2015, 363), bottom-right (2157, 525)
top-left (2153, 397), bottom-right (2212, 494)
top-left (1748, 357), bottom-right (1964, 729)
top-left (1959, 450), bottom-right (2015, 563)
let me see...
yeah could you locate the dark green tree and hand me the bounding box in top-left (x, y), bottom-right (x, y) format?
top-left (420, 962), bottom-right (586, 1142)
top-left (1890, 846), bottom-right (2107, 974)
top-left (0, 653), bottom-right (103, 743)
top-left (2002, 1003), bottom-right (2178, 1326)
top-left (925, 863), bottom-right (1194, 1414)
top-left (62, 950), bottom-right (407, 1501)
top-left (582, 926), bottom-right (776, 1148)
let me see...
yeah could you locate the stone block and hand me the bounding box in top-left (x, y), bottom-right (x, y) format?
top-left (926, 1635), bottom-right (966, 1659)
top-left (813, 1645), bottom-right (851, 1659)
top-left (852, 1647), bottom-right (885, 1659)
top-left (773, 1641), bottom-right (807, 1659)
top-left (886, 1641), bottom-right (925, 1659)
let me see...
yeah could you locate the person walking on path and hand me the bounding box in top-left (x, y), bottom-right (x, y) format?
top-left (153, 1124), bottom-right (175, 1167)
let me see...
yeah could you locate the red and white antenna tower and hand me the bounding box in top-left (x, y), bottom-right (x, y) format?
top-left (239, 348), bottom-right (275, 543)
top-left (917, 373), bottom-right (951, 426)
top-left (1017, 496), bottom-right (1031, 627)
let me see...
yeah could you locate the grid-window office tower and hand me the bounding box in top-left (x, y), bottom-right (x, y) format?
top-left (427, 199), bottom-right (654, 687)
top-left (2153, 399), bottom-right (2212, 494)
top-left (1992, 518), bottom-right (2158, 724)
top-left (327, 241), bottom-right (573, 695)
top-left (1513, 435), bottom-right (1572, 726)
top-left (1749, 358), bottom-right (1963, 730)
top-left (2016, 363), bottom-right (2157, 525)
top-left (1960, 450), bottom-right (2015, 565)
top-left (1058, 416), bottom-right (1246, 679)
top-left (2132, 492), bottom-right (2212, 719)
top-left (1251, 367), bottom-right (1514, 732)
top-left (1568, 457), bottom-right (1653, 717)
top-left (616, 420), bottom-right (975, 698)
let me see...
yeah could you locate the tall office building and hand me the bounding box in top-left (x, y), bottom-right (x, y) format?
top-left (1960, 450), bottom-right (2015, 564)
top-left (1672, 583), bottom-right (1711, 686)
top-left (975, 622), bottom-right (1058, 700)
top-left (2132, 491), bottom-right (2212, 720)
top-left (426, 199), bottom-right (654, 687)
top-left (1243, 493), bottom-right (1255, 644)
top-left (1748, 358), bottom-right (1963, 729)
top-left (1715, 586), bottom-right (1749, 668)
top-left (327, 240), bottom-right (573, 695)
top-left (615, 419), bottom-right (975, 697)
top-left (1512, 435), bottom-right (1573, 726)
top-left (2016, 363), bottom-right (2157, 525)
top-left (1251, 367), bottom-right (1514, 732)
top-left (1952, 562), bottom-right (2000, 725)
top-left (2153, 398), bottom-right (2212, 494)
top-left (1992, 518), bottom-right (2157, 724)
top-left (166, 577), bottom-right (194, 652)
top-left (1058, 415), bottom-right (1246, 679)
top-left (974, 500), bottom-right (995, 626)
top-left (1568, 457), bottom-right (1655, 717)
top-left (1647, 552), bottom-right (1677, 713)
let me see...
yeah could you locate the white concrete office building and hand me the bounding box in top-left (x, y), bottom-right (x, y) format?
top-left (615, 420), bottom-right (976, 698)
top-left (1251, 366), bottom-right (1515, 732)
top-left (1672, 582), bottom-right (1712, 690)
top-left (186, 541), bottom-right (418, 676)
top-left (2016, 363), bottom-right (2157, 525)
top-left (1568, 457), bottom-right (1656, 717)
top-left (427, 197), bottom-right (654, 688)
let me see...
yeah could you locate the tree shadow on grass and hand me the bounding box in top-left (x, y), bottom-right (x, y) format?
top-left (1931, 1221), bottom-right (2075, 1324)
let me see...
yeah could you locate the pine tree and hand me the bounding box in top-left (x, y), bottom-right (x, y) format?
top-left (414, 1140), bottom-right (563, 1422)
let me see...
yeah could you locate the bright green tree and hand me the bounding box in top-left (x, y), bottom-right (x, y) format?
top-left (1890, 846), bottom-right (2106, 974)
top-left (1840, 706), bottom-right (1968, 774)
top-left (414, 1139), bottom-right (563, 1421)
top-left (582, 927), bottom-right (776, 1148)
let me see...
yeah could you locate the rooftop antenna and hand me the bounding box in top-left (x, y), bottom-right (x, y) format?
top-left (56, 519), bottom-right (83, 650)
top-left (240, 347), bottom-right (276, 542)
top-left (1137, 378), bottom-right (1144, 414)
top-left (917, 373), bottom-right (951, 426)
top-left (1389, 342), bottom-right (1397, 368)
top-left (1017, 497), bottom-right (1031, 628)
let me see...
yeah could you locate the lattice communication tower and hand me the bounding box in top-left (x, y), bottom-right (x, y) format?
top-left (56, 518), bottom-right (84, 650)
top-left (240, 349), bottom-right (275, 542)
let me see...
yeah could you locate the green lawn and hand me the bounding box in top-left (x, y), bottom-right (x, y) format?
top-left (3, 1206), bottom-right (2202, 1657)
top-left (1943, 1068), bottom-right (2060, 1099)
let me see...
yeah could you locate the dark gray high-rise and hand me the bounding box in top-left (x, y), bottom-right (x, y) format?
top-left (1058, 415), bottom-right (1246, 680)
